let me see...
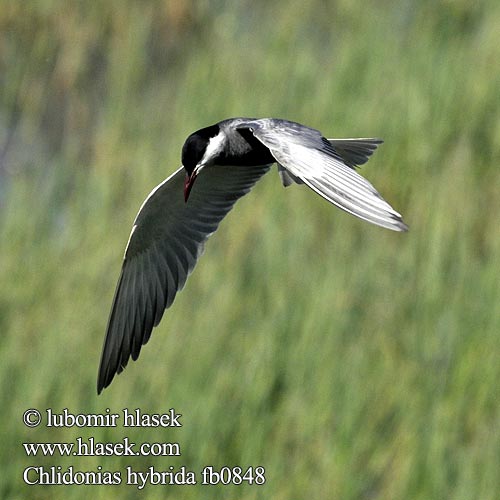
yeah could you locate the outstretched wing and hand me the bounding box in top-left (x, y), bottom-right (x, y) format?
top-left (98, 164), bottom-right (270, 393)
top-left (245, 119), bottom-right (407, 232)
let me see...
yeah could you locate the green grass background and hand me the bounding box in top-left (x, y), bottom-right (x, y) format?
top-left (1, 1), bottom-right (499, 498)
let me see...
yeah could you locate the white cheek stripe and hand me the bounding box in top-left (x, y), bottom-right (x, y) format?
top-left (200, 131), bottom-right (226, 166)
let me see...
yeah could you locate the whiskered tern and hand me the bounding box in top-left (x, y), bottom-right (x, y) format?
top-left (97, 117), bottom-right (407, 393)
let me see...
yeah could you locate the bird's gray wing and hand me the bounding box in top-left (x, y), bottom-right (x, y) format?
top-left (98, 164), bottom-right (270, 393)
top-left (278, 139), bottom-right (381, 185)
top-left (245, 119), bottom-right (407, 232)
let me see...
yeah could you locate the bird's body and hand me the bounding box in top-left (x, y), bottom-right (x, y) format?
top-left (98, 117), bottom-right (407, 393)
top-left (185, 119), bottom-right (276, 167)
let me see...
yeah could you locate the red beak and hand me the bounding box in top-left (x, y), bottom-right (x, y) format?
top-left (184, 171), bottom-right (198, 202)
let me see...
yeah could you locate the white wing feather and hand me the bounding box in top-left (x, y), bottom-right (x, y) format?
top-left (248, 119), bottom-right (407, 232)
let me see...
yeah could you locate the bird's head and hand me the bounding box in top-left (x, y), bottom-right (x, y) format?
top-left (181, 124), bottom-right (225, 202)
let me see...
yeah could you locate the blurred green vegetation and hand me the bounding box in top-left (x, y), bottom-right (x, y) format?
top-left (1, 0), bottom-right (499, 498)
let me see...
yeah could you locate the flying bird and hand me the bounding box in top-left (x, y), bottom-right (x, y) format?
top-left (97, 117), bottom-right (407, 393)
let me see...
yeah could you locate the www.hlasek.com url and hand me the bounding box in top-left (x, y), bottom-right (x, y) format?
top-left (23, 437), bottom-right (180, 457)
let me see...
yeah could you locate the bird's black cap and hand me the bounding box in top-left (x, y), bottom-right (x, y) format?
top-left (181, 124), bottom-right (220, 175)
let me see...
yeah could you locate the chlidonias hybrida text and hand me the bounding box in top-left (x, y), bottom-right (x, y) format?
top-left (97, 117), bottom-right (408, 393)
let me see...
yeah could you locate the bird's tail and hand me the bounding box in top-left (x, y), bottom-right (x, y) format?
top-left (326, 138), bottom-right (383, 169)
